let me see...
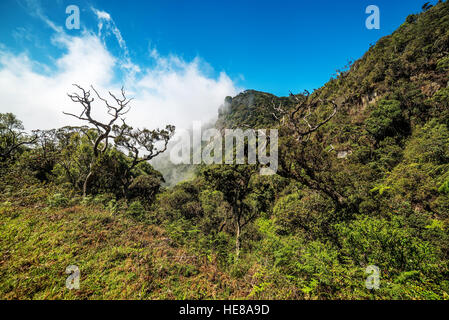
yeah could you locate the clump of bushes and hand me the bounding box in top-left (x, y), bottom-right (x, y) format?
top-left (126, 200), bottom-right (146, 220)
top-left (47, 193), bottom-right (69, 208)
top-left (365, 99), bottom-right (404, 140)
top-left (436, 56), bottom-right (449, 71)
top-left (92, 193), bottom-right (116, 207)
top-left (0, 201), bottom-right (14, 217)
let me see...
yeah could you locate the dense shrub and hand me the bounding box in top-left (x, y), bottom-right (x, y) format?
top-left (47, 193), bottom-right (69, 208)
top-left (365, 99), bottom-right (404, 140)
top-left (126, 200), bottom-right (146, 220)
top-left (272, 191), bottom-right (333, 239)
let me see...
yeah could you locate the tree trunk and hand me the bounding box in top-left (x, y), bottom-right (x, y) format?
top-left (83, 168), bottom-right (93, 198)
top-left (235, 221), bottom-right (241, 261)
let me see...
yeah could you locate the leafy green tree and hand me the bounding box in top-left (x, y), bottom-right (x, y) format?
top-left (0, 113), bottom-right (36, 162)
top-left (201, 165), bottom-right (259, 259)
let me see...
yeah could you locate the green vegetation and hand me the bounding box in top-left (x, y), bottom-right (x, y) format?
top-left (1, 1), bottom-right (449, 300)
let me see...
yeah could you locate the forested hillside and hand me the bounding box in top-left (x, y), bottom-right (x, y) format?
top-left (1, 1), bottom-right (449, 299)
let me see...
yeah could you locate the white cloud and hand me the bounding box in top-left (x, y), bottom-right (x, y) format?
top-left (0, 8), bottom-right (239, 133)
top-left (92, 7), bottom-right (140, 81)
top-left (92, 9), bottom-right (111, 21)
top-left (17, 0), bottom-right (64, 33)
top-left (131, 50), bottom-right (237, 130)
top-left (0, 32), bottom-right (116, 130)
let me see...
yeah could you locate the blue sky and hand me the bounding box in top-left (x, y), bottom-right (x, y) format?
top-left (0, 0), bottom-right (433, 131)
top-left (1, 0), bottom-right (430, 95)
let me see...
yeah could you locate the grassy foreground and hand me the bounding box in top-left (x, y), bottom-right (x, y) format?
top-left (0, 185), bottom-right (254, 300)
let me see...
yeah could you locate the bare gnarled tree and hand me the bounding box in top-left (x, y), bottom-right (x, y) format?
top-left (274, 90), bottom-right (347, 211)
top-left (64, 84), bottom-right (175, 197)
top-left (288, 90), bottom-right (338, 141)
top-left (112, 121), bottom-right (175, 195)
top-left (269, 90), bottom-right (338, 142)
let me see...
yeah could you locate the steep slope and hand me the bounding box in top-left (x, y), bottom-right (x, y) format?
top-left (217, 1), bottom-right (449, 218)
top-left (218, 2), bottom-right (449, 131)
